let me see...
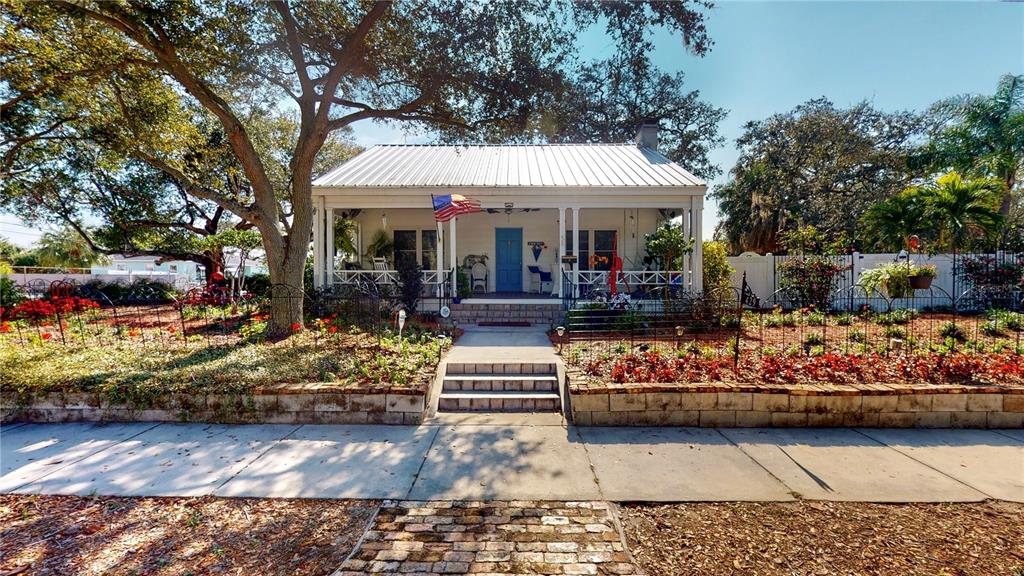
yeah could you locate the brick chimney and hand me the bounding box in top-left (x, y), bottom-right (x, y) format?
top-left (635, 119), bottom-right (659, 149)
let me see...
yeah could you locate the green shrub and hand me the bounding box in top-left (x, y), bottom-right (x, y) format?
top-left (835, 313), bottom-right (854, 326)
top-left (702, 241), bottom-right (733, 296)
top-left (805, 311), bottom-right (826, 326)
top-left (987, 309), bottom-right (1023, 331)
top-left (804, 333), bottom-right (825, 346)
top-left (884, 326), bottom-right (906, 339)
top-left (0, 277), bottom-right (25, 308)
top-left (848, 329), bottom-right (867, 343)
top-left (981, 320), bottom-right (1004, 337)
top-left (396, 258), bottom-right (424, 312)
top-left (939, 321), bottom-right (966, 341)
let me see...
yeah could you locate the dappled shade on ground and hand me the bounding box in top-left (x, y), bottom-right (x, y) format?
top-left (0, 494), bottom-right (378, 576)
top-left (620, 500), bottom-right (1024, 576)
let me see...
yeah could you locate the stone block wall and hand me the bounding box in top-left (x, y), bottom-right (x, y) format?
top-left (1, 387), bottom-right (427, 425)
top-left (570, 384), bottom-right (1024, 428)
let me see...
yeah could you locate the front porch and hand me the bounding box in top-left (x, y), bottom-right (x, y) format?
top-left (311, 205), bottom-right (706, 301)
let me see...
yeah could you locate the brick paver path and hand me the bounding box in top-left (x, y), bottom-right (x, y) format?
top-left (333, 500), bottom-right (641, 575)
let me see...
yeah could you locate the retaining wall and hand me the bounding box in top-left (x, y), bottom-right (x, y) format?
top-left (1, 386), bottom-right (427, 425)
top-left (569, 380), bottom-right (1024, 428)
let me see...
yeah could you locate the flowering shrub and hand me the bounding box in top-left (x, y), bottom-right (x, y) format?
top-left (10, 300), bottom-right (56, 323)
top-left (50, 296), bottom-right (100, 314)
top-left (597, 351), bottom-right (730, 383)
top-left (584, 348), bottom-right (1024, 386)
top-left (779, 256), bottom-right (846, 309)
top-left (963, 256), bottom-right (1023, 290)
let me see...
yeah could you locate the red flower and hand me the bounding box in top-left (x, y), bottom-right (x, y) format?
top-left (41, 332), bottom-right (52, 341)
top-left (128, 328), bottom-right (139, 337)
top-left (11, 299), bottom-right (56, 322)
top-left (0, 322), bottom-right (11, 333)
top-left (291, 322), bottom-right (301, 331)
top-left (168, 326), bottom-right (177, 334)
top-left (328, 325), bottom-right (338, 334)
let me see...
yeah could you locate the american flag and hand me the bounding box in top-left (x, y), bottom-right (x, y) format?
top-left (432, 194), bottom-right (481, 222)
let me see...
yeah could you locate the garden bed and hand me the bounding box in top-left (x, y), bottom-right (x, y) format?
top-left (0, 494), bottom-right (378, 576)
top-left (1, 327), bottom-right (448, 425)
top-left (620, 501), bottom-right (1024, 576)
top-left (567, 354), bottom-right (1024, 428)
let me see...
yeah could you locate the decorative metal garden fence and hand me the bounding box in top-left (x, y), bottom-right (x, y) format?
top-left (557, 279), bottom-right (1024, 371)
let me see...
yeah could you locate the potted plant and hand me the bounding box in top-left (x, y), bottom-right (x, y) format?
top-left (454, 268), bottom-right (471, 303)
top-left (908, 264), bottom-right (936, 290)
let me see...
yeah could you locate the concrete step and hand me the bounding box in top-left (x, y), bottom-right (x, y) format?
top-left (437, 390), bottom-right (561, 412)
top-left (446, 362), bottom-right (557, 376)
top-left (442, 374), bottom-right (558, 392)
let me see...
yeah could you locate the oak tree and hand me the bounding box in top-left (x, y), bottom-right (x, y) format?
top-left (2, 0), bottom-right (713, 335)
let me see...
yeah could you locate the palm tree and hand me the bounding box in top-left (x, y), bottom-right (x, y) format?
top-left (860, 190), bottom-right (929, 251)
top-left (916, 172), bottom-right (1003, 252)
top-left (912, 172), bottom-right (1002, 302)
top-left (928, 74), bottom-right (1023, 217)
top-left (34, 227), bottom-right (109, 269)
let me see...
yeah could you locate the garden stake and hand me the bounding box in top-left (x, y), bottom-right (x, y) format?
top-left (54, 307), bottom-right (66, 345)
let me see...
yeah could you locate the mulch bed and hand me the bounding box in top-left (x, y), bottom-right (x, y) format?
top-left (0, 494), bottom-right (379, 576)
top-left (619, 500), bottom-right (1024, 576)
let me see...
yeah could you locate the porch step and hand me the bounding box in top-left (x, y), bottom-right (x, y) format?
top-left (449, 302), bottom-right (564, 326)
top-left (446, 362), bottom-right (557, 375)
top-left (443, 374), bottom-right (558, 392)
top-left (438, 362), bottom-right (562, 413)
top-left (437, 390), bottom-right (561, 413)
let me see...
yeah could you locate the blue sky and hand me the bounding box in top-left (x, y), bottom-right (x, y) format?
top-left (2, 1), bottom-right (1022, 246)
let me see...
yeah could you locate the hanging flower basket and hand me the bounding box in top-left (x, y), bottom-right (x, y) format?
top-left (908, 275), bottom-right (933, 290)
top-left (908, 265), bottom-right (937, 290)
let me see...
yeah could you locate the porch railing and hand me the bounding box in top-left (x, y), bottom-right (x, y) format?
top-left (333, 269), bottom-right (446, 290)
top-left (562, 269), bottom-right (688, 309)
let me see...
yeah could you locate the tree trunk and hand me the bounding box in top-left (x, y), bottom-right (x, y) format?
top-left (265, 242), bottom-right (307, 338)
top-left (263, 151), bottom-right (317, 339)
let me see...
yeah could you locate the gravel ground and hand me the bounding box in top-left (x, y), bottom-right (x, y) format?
top-left (619, 500), bottom-right (1024, 576)
top-left (0, 494), bottom-right (379, 576)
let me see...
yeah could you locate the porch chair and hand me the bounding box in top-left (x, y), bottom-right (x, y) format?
top-left (372, 257), bottom-right (393, 284)
top-left (470, 261), bottom-right (488, 293)
top-left (528, 265), bottom-right (554, 294)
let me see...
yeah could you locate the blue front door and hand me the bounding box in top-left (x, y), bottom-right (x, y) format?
top-left (495, 228), bottom-right (523, 292)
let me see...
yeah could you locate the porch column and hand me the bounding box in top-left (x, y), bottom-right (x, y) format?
top-left (326, 208), bottom-right (335, 287)
top-left (693, 196), bottom-right (704, 293)
top-left (571, 207), bottom-right (580, 297)
top-left (313, 196), bottom-right (325, 288)
top-left (450, 216), bottom-right (458, 297)
top-left (681, 202), bottom-right (691, 290)
top-left (557, 206), bottom-right (566, 298)
top-left (436, 221), bottom-right (444, 297)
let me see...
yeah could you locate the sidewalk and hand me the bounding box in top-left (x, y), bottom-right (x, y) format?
top-left (2, 420), bottom-right (1021, 502)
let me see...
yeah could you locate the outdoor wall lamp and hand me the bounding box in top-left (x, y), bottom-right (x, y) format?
top-left (556, 326), bottom-right (565, 354)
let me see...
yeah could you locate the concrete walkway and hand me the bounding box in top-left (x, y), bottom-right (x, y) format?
top-left (444, 326), bottom-right (559, 364)
top-left (2, 421), bottom-right (1021, 503)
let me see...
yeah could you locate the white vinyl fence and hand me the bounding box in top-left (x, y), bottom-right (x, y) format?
top-left (727, 251), bottom-right (1022, 310)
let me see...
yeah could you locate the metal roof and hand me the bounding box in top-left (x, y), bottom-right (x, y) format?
top-left (312, 144), bottom-right (705, 189)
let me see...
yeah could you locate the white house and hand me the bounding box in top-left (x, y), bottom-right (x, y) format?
top-left (310, 125), bottom-right (707, 300)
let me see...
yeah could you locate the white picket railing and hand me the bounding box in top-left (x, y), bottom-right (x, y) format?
top-left (569, 269), bottom-right (685, 288)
